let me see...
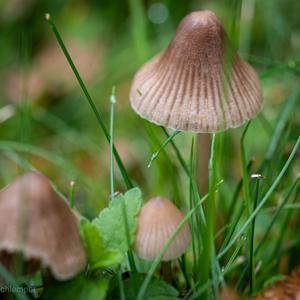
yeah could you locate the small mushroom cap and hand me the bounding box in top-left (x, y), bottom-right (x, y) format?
top-left (134, 197), bottom-right (191, 261)
top-left (130, 10), bottom-right (262, 133)
top-left (0, 172), bottom-right (86, 280)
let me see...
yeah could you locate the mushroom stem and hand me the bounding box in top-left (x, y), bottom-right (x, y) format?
top-left (42, 269), bottom-right (54, 289)
top-left (160, 261), bottom-right (173, 284)
top-left (196, 134), bottom-right (211, 195)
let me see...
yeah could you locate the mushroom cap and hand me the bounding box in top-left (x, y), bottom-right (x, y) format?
top-left (134, 197), bottom-right (191, 261)
top-left (0, 172), bottom-right (86, 280)
top-left (130, 10), bottom-right (262, 133)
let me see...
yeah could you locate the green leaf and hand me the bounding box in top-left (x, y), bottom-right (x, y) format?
top-left (79, 219), bottom-right (124, 270)
top-left (42, 274), bottom-right (109, 300)
top-left (107, 274), bottom-right (180, 300)
top-left (93, 188), bottom-right (142, 253)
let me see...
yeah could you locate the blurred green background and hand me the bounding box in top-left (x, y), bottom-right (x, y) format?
top-left (0, 0), bottom-right (299, 221)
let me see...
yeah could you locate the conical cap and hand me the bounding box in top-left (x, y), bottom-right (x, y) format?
top-left (134, 197), bottom-right (191, 261)
top-left (0, 172), bottom-right (86, 280)
top-left (130, 10), bottom-right (262, 133)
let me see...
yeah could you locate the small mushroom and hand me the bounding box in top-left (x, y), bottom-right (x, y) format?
top-left (130, 10), bottom-right (262, 133)
top-left (0, 172), bottom-right (86, 280)
top-left (134, 197), bottom-right (191, 261)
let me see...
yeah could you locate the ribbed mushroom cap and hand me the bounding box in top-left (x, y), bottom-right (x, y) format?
top-left (134, 197), bottom-right (191, 261)
top-left (130, 10), bottom-right (262, 133)
top-left (254, 268), bottom-right (300, 300)
top-left (0, 172), bottom-right (86, 280)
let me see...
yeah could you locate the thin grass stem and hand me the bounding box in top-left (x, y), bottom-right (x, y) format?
top-left (200, 133), bottom-right (219, 299)
top-left (261, 86), bottom-right (300, 170)
top-left (255, 176), bottom-right (300, 255)
top-left (237, 176), bottom-right (300, 289)
top-left (185, 237), bottom-right (244, 300)
top-left (249, 174), bottom-right (262, 295)
top-left (271, 181), bottom-right (300, 262)
top-left (127, 0), bottom-right (149, 62)
top-left (118, 270), bottom-right (126, 300)
top-left (240, 122), bottom-right (252, 217)
top-left (45, 14), bottom-right (133, 189)
top-left (218, 136), bottom-right (300, 259)
top-left (189, 138), bottom-right (204, 281)
top-left (69, 180), bottom-right (75, 209)
top-left (108, 88), bottom-right (136, 272)
top-left (161, 127), bottom-right (189, 175)
top-left (229, 0), bottom-right (243, 48)
top-left (147, 130), bottom-right (180, 168)
top-left (109, 87), bottom-right (116, 199)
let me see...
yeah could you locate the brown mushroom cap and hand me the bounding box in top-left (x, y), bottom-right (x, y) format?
top-left (134, 197), bottom-right (191, 261)
top-left (130, 10), bottom-right (262, 133)
top-left (253, 268), bottom-right (300, 300)
top-left (0, 172), bottom-right (86, 280)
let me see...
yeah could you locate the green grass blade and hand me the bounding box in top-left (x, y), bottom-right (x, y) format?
top-left (229, 0), bottom-right (243, 48)
top-left (262, 86), bottom-right (300, 167)
top-left (218, 136), bottom-right (300, 259)
top-left (147, 130), bottom-right (180, 168)
top-left (0, 264), bottom-right (30, 300)
top-left (45, 14), bottom-right (133, 189)
top-left (127, 0), bottom-right (150, 62)
top-left (69, 180), bottom-right (75, 209)
top-left (200, 133), bottom-right (222, 299)
top-left (189, 138), bottom-right (205, 281)
top-left (109, 87), bottom-right (116, 199)
top-left (109, 87), bottom-right (136, 272)
top-left (240, 122), bottom-right (252, 217)
top-left (237, 176), bottom-right (300, 289)
top-left (224, 159), bottom-right (253, 221)
top-left (185, 237), bottom-right (244, 300)
top-left (118, 270), bottom-right (126, 300)
top-left (255, 176), bottom-right (300, 255)
top-left (249, 175), bottom-right (262, 295)
top-left (270, 181), bottom-right (300, 262)
top-left (161, 127), bottom-right (189, 175)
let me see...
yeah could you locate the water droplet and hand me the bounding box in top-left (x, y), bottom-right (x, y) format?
top-left (148, 3), bottom-right (169, 24)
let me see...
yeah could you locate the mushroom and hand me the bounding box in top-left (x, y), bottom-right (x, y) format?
top-left (130, 10), bottom-right (262, 133)
top-left (134, 197), bottom-right (191, 261)
top-left (0, 172), bottom-right (86, 280)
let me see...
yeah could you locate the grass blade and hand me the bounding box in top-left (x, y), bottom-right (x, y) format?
top-left (218, 136), bottom-right (300, 259)
top-left (147, 130), bottom-right (180, 168)
top-left (255, 176), bottom-right (300, 255)
top-left (45, 14), bottom-right (133, 189)
top-left (249, 175), bottom-right (263, 295)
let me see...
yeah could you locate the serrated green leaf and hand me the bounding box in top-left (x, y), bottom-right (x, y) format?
top-left (107, 274), bottom-right (180, 300)
top-left (93, 188), bottom-right (142, 253)
top-left (42, 274), bottom-right (109, 300)
top-left (79, 219), bottom-right (124, 270)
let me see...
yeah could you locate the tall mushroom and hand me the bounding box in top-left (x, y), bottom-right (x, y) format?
top-left (130, 9), bottom-right (262, 191)
top-left (0, 172), bottom-right (86, 281)
top-left (130, 9), bottom-right (262, 292)
top-left (130, 10), bottom-right (262, 133)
